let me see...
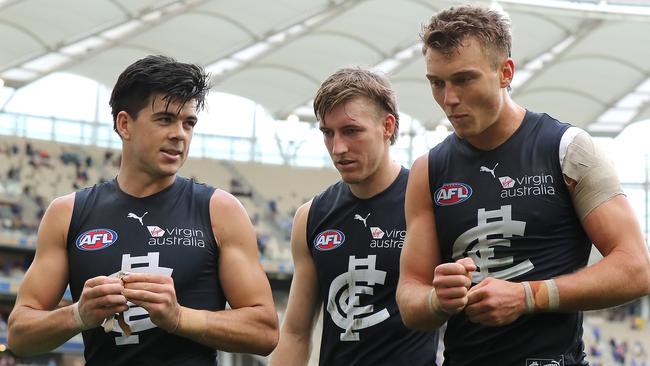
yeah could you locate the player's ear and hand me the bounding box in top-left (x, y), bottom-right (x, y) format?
top-left (500, 58), bottom-right (515, 89)
top-left (382, 113), bottom-right (396, 142)
top-left (115, 111), bottom-right (132, 140)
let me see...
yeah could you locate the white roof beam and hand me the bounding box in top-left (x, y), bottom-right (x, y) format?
top-left (0, 0), bottom-right (208, 88)
top-left (498, 0), bottom-right (650, 21)
top-left (208, 0), bottom-right (366, 85)
top-left (283, 40), bottom-right (423, 122)
top-left (590, 77), bottom-right (650, 136)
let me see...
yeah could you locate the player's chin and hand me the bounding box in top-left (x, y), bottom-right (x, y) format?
top-left (339, 171), bottom-right (364, 185)
top-left (452, 126), bottom-right (471, 139)
top-left (156, 164), bottom-right (181, 177)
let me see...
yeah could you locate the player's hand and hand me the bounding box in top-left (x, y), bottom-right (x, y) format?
top-left (121, 273), bottom-right (181, 333)
top-left (78, 276), bottom-right (129, 327)
top-left (432, 257), bottom-right (476, 315)
top-left (464, 277), bottom-right (526, 326)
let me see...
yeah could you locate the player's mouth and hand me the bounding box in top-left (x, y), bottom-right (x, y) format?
top-left (448, 113), bottom-right (469, 124)
top-left (160, 148), bottom-right (182, 161)
top-left (336, 159), bottom-right (357, 170)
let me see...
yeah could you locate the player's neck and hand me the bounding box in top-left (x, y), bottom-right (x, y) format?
top-left (467, 98), bottom-right (526, 151)
top-left (348, 159), bottom-right (401, 200)
top-left (116, 164), bottom-right (176, 198)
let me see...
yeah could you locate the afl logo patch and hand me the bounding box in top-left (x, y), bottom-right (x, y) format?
top-left (434, 183), bottom-right (472, 206)
top-left (76, 229), bottom-right (118, 251)
top-left (314, 229), bottom-right (345, 251)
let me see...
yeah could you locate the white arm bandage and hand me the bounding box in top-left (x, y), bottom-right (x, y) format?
top-left (559, 128), bottom-right (623, 220)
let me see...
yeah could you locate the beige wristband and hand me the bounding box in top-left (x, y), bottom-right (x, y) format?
top-left (73, 302), bottom-right (91, 331)
top-left (427, 288), bottom-right (450, 319)
top-left (427, 288), bottom-right (436, 314)
top-left (521, 281), bottom-right (535, 313)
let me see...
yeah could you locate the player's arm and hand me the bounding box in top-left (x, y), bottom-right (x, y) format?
top-left (546, 132), bottom-right (650, 310)
top-left (464, 131), bottom-right (650, 326)
top-left (270, 201), bottom-right (321, 366)
top-left (397, 154), bottom-right (475, 331)
top-left (8, 194), bottom-right (127, 356)
top-left (141, 189), bottom-right (279, 355)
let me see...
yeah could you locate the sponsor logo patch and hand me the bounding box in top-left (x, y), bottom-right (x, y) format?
top-left (314, 229), bottom-right (345, 251)
top-left (76, 229), bottom-right (118, 251)
top-left (434, 183), bottom-right (472, 206)
top-left (147, 226), bottom-right (165, 237)
top-left (498, 176), bottom-right (515, 188)
top-left (370, 227), bottom-right (385, 239)
top-left (526, 357), bottom-right (563, 366)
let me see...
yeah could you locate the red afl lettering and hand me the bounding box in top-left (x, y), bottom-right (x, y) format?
top-left (434, 183), bottom-right (473, 206)
top-left (75, 229), bottom-right (118, 251)
top-left (314, 229), bottom-right (346, 251)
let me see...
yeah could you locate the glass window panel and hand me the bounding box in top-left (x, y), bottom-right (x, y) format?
top-left (25, 116), bottom-right (52, 140)
top-left (0, 113), bottom-right (18, 135)
top-left (53, 120), bottom-right (82, 144)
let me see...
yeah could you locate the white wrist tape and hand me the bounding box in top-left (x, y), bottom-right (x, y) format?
top-left (545, 279), bottom-right (560, 311)
top-left (522, 281), bottom-right (535, 313)
top-left (73, 302), bottom-right (91, 331)
top-left (427, 288), bottom-right (436, 315)
top-left (427, 287), bottom-right (450, 318)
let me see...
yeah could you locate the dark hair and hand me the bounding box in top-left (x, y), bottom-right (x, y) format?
top-left (421, 5), bottom-right (511, 68)
top-left (109, 55), bottom-right (211, 135)
top-left (313, 67), bottom-right (400, 145)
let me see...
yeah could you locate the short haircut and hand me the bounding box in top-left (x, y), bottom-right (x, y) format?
top-left (109, 55), bottom-right (211, 135)
top-left (421, 5), bottom-right (512, 68)
top-left (313, 67), bottom-right (400, 145)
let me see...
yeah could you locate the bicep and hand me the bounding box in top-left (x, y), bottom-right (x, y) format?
top-left (400, 156), bottom-right (440, 285)
top-left (14, 195), bottom-right (73, 310)
top-left (581, 194), bottom-right (645, 257)
top-left (560, 131), bottom-right (644, 256)
top-left (211, 191), bottom-right (273, 309)
top-left (282, 203), bottom-right (320, 335)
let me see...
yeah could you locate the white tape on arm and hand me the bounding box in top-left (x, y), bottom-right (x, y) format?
top-left (427, 288), bottom-right (436, 315)
top-left (427, 287), bottom-right (451, 320)
top-left (545, 279), bottom-right (560, 311)
top-left (522, 282), bottom-right (535, 313)
top-left (73, 302), bottom-right (91, 331)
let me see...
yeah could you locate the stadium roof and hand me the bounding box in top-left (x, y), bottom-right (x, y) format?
top-left (2, 0), bottom-right (650, 136)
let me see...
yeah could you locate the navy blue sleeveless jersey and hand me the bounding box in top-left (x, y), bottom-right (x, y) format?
top-left (307, 167), bottom-right (438, 366)
top-left (67, 176), bottom-right (225, 366)
top-left (428, 111), bottom-right (591, 366)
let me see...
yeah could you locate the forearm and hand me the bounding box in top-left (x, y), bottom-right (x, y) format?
top-left (531, 249), bottom-right (650, 312)
top-left (175, 305), bottom-right (279, 355)
top-left (269, 329), bottom-right (312, 366)
top-left (8, 304), bottom-right (81, 356)
top-left (397, 280), bottom-right (448, 331)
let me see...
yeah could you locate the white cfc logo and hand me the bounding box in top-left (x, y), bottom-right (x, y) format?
top-left (326, 255), bottom-right (390, 341)
top-left (452, 205), bottom-right (533, 283)
top-left (113, 252), bottom-right (173, 346)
